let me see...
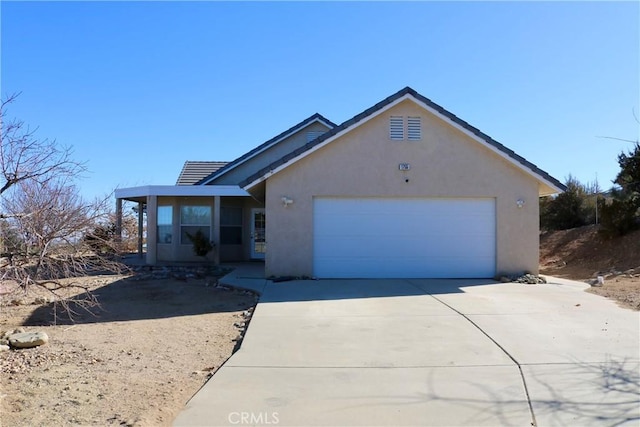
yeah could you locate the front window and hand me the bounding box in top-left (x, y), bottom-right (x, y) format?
top-left (157, 206), bottom-right (173, 244)
top-left (180, 206), bottom-right (211, 244)
top-left (221, 206), bottom-right (242, 245)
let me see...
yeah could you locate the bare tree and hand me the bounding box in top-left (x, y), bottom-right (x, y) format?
top-left (1, 179), bottom-right (127, 320)
top-left (0, 94), bottom-right (85, 201)
top-left (0, 94), bottom-right (127, 321)
top-left (112, 204), bottom-right (141, 254)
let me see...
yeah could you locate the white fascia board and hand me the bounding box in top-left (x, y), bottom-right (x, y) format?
top-left (201, 117), bottom-right (335, 185)
top-left (243, 95), bottom-right (414, 190)
top-left (115, 185), bottom-right (250, 200)
top-left (409, 98), bottom-right (565, 194)
top-left (316, 118), bottom-right (335, 129)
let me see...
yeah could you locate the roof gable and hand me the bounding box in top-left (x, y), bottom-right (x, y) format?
top-left (240, 87), bottom-right (566, 196)
top-left (197, 113), bottom-right (336, 185)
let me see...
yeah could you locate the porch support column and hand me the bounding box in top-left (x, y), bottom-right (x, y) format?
top-left (146, 195), bottom-right (157, 265)
top-left (212, 196), bottom-right (220, 265)
top-left (137, 201), bottom-right (144, 258)
top-left (115, 198), bottom-right (123, 253)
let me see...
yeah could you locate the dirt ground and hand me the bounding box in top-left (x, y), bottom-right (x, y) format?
top-left (0, 273), bottom-right (257, 427)
top-left (540, 225), bottom-right (640, 311)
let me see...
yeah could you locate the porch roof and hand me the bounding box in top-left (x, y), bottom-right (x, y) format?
top-left (115, 185), bottom-right (250, 202)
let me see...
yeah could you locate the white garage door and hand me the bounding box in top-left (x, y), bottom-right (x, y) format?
top-left (313, 197), bottom-right (496, 278)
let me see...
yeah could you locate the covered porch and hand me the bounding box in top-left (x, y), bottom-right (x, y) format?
top-left (114, 185), bottom-right (265, 265)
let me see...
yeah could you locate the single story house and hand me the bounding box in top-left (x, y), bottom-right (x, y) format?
top-left (115, 87), bottom-right (565, 279)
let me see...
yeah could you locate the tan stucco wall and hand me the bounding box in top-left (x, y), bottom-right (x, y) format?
top-left (212, 121), bottom-right (332, 185)
top-left (265, 99), bottom-right (540, 278)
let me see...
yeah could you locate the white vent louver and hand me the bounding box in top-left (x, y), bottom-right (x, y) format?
top-left (407, 117), bottom-right (421, 140)
top-left (390, 116), bottom-right (404, 140)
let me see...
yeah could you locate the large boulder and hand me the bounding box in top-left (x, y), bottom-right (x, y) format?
top-left (8, 331), bottom-right (49, 349)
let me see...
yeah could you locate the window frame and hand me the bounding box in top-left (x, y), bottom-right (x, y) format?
top-left (179, 205), bottom-right (212, 245)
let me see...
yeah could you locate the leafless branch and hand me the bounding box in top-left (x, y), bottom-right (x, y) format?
top-left (1, 171), bottom-right (128, 321)
top-left (0, 94), bottom-right (87, 196)
top-left (597, 136), bottom-right (639, 144)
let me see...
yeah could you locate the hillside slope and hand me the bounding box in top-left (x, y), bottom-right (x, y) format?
top-left (540, 225), bottom-right (640, 279)
top-left (540, 225), bottom-right (640, 310)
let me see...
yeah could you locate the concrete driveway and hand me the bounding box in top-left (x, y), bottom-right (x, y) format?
top-left (174, 275), bottom-right (640, 427)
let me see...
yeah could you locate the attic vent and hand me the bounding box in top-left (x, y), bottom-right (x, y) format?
top-left (306, 131), bottom-right (325, 143)
top-left (389, 116), bottom-right (404, 140)
top-left (407, 117), bottom-right (422, 140)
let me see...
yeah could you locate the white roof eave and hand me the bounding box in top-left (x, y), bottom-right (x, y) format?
top-left (115, 185), bottom-right (250, 200)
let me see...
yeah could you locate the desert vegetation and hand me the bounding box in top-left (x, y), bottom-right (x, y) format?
top-left (0, 94), bottom-right (135, 319)
top-left (539, 138), bottom-right (640, 310)
top-left (540, 142), bottom-right (639, 238)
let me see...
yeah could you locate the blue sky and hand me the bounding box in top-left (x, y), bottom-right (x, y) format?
top-left (2, 1), bottom-right (638, 200)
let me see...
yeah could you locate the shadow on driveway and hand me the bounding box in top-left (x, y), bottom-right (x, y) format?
top-left (257, 278), bottom-right (497, 303)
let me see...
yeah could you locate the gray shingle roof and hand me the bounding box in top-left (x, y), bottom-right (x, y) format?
top-left (196, 113), bottom-right (337, 185)
top-left (176, 161), bottom-right (228, 185)
top-left (239, 87), bottom-right (566, 193)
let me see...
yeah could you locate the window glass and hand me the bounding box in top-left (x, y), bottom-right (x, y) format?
top-left (157, 206), bottom-right (173, 244)
top-left (221, 206), bottom-right (242, 245)
top-left (220, 227), bottom-right (242, 245)
top-left (221, 207), bottom-right (242, 226)
top-left (180, 206), bottom-right (211, 244)
top-left (180, 206), bottom-right (211, 225)
top-left (181, 226), bottom-right (211, 245)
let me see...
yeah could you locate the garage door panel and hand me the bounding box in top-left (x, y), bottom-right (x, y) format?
top-left (313, 197), bottom-right (496, 278)
top-left (315, 238), bottom-right (392, 258)
top-left (314, 256), bottom-right (495, 279)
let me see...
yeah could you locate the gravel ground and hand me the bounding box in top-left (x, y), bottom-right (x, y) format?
top-left (0, 274), bottom-right (257, 427)
top-left (586, 275), bottom-right (640, 311)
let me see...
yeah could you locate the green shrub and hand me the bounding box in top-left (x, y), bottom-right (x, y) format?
top-left (597, 142), bottom-right (640, 237)
top-left (540, 176), bottom-right (589, 230)
top-left (598, 196), bottom-right (639, 238)
top-left (186, 229), bottom-right (213, 257)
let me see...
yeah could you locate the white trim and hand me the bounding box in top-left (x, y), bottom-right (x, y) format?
top-left (243, 93), bottom-right (564, 195)
top-left (200, 117), bottom-right (334, 185)
top-left (250, 208), bottom-right (266, 259)
top-left (115, 185), bottom-right (250, 200)
top-left (408, 97), bottom-right (565, 194)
